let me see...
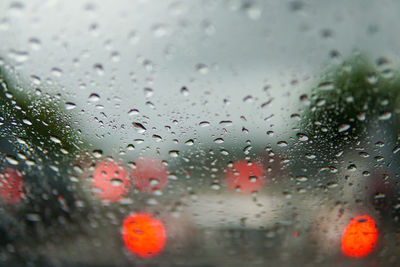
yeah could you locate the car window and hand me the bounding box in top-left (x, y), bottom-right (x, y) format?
top-left (0, 0), bottom-right (400, 266)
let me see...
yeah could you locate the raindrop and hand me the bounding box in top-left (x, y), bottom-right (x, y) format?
top-left (297, 133), bottom-right (309, 142)
top-left (185, 139), bottom-right (194, 146)
top-left (249, 176), bottom-right (258, 183)
top-left (149, 178), bottom-right (160, 187)
top-left (5, 155), bottom-right (18, 165)
top-left (152, 135), bottom-right (162, 142)
top-left (347, 164), bottom-right (357, 171)
top-left (143, 60), bottom-right (153, 72)
top-left (378, 111), bottom-right (391, 120)
top-left (338, 124), bottom-right (351, 133)
top-left (317, 81), bottom-right (334, 91)
top-left (242, 2), bottom-right (262, 20)
top-left (22, 118), bottom-right (32, 126)
top-left (93, 63), bottom-right (104, 76)
top-left (144, 87), bottom-right (153, 97)
top-left (152, 24), bottom-right (169, 37)
top-left (89, 93), bottom-right (100, 102)
top-left (65, 102), bottom-right (76, 110)
top-left (146, 101), bottom-right (155, 109)
top-left (111, 51), bottom-right (120, 62)
top-left (92, 150), bottom-right (103, 158)
top-left (169, 150), bottom-right (179, 157)
top-left (128, 109), bottom-right (139, 116)
top-left (296, 176), bottom-right (308, 182)
top-left (9, 49), bottom-right (29, 63)
top-left (132, 122), bottom-right (147, 133)
top-left (213, 138), bottom-right (224, 144)
top-left (219, 120), bottom-right (232, 126)
top-left (128, 31), bottom-right (140, 44)
top-left (50, 136), bottom-right (62, 144)
top-left (211, 183), bottom-right (221, 190)
top-left (243, 145), bottom-right (252, 154)
top-left (51, 67), bottom-right (63, 77)
top-left (220, 149), bottom-right (229, 156)
top-left (28, 37), bottom-right (41, 50)
top-left (196, 63), bottom-right (208, 74)
top-left (180, 86), bottom-right (189, 96)
top-left (366, 73), bottom-right (378, 84)
top-left (277, 141), bottom-right (288, 147)
top-left (357, 112), bottom-right (366, 121)
top-left (199, 121), bottom-right (210, 127)
top-left (110, 178), bottom-right (123, 186)
top-left (305, 153), bottom-right (316, 159)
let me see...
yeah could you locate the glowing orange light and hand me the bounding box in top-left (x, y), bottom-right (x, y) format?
top-left (132, 157), bottom-right (168, 193)
top-left (341, 215), bottom-right (378, 258)
top-left (225, 160), bottom-right (264, 194)
top-left (92, 159), bottom-right (130, 202)
top-left (0, 168), bottom-right (24, 204)
top-left (122, 213), bottom-right (166, 258)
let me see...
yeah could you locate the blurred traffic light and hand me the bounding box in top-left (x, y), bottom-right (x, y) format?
top-left (122, 213), bottom-right (166, 258)
top-left (341, 215), bottom-right (378, 258)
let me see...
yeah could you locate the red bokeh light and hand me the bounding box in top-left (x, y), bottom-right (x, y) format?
top-left (341, 215), bottom-right (378, 258)
top-left (92, 158), bottom-right (131, 202)
top-left (122, 213), bottom-right (166, 258)
top-left (225, 160), bottom-right (265, 194)
top-left (132, 157), bottom-right (168, 193)
top-left (0, 167), bottom-right (24, 204)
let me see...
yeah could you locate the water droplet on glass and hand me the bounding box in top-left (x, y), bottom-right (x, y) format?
top-left (317, 81), bottom-right (334, 91)
top-left (51, 67), bottom-right (62, 77)
top-left (50, 136), bottom-right (62, 144)
top-left (277, 141), bottom-right (288, 147)
top-left (338, 124), bottom-right (351, 133)
top-left (180, 86), bottom-right (189, 96)
top-left (297, 133), bottom-right (309, 142)
top-left (196, 63), bottom-right (208, 74)
top-left (9, 49), bottom-right (29, 63)
top-left (28, 37), bottom-right (41, 50)
top-left (220, 149), bottom-right (229, 156)
top-left (152, 135), bottom-right (162, 142)
top-left (132, 122), bottom-right (147, 134)
top-left (5, 155), bottom-right (19, 165)
top-left (65, 102), bottom-right (76, 110)
top-left (128, 109), bottom-right (139, 116)
top-left (185, 139), bottom-right (194, 146)
top-left (93, 63), bottom-right (104, 76)
top-left (211, 183), bottom-right (221, 190)
top-left (242, 2), bottom-right (262, 20)
top-left (199, 121), bottom-right (210, 127)
top-left (169, 150), bottom-right (179, 157)
top-left (92, 150), bottom-right (103, 158)
top-left (347, 164), bottom-right (357, 171)
top-left (296, 176), bottom-right (308, 182)
top-left (110, 178), bottom-right (123, 186)
top-left (152, 24), bottom-right (169, 37)
top-left (89, 93), bottom-right (100, 102)
top-left (219, 120), bottom-right (232, 126)
top-left (378, 111), bottom-right (391, 120)
top-left (22, 118), bottom-right (32, 126)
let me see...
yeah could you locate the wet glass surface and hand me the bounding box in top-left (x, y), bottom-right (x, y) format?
top-left (0, 0), bottom-right (400, 266)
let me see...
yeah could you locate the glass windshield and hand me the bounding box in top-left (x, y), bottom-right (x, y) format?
top-left (0, 0), bottom-right (399, 266)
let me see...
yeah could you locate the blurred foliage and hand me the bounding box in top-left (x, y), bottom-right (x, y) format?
top-left (0, 65), bottom-right (85, 160)
top-left (301, 54), bottom-right (400, 156)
